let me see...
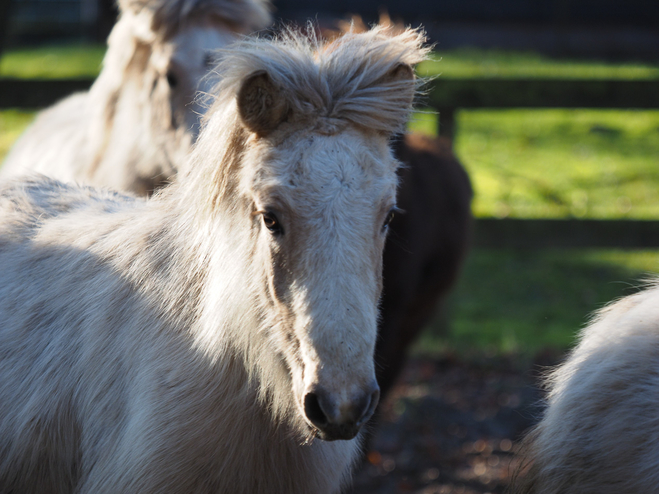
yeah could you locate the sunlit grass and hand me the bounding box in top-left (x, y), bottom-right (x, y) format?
top-left (2, 44), bottom-right (658, 80)
top-left (418, 48), bottom-right (659, 79)
top-left (0, 44), bottom-right (105, 79)
top-left (0, 110), bottom-right (35, 163)
top-left (409, 108), bottom-right (659, 219)
top-left (415, 248), bottom-right (659, 358)
top-left (457, 109), bottom-right (659, 219)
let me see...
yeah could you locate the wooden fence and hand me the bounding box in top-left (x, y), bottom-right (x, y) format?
top-left (1, 76), bottom-right (659, 249)
top-left (3, 77), bottom-right (658, 121)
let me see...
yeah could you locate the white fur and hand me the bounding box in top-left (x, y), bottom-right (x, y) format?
top-left (1, 0), bottom-right (271, 196)
top-left (514, 281), bottom-right (659, 494)
top-left (0, 27), bottom-right (427, 493)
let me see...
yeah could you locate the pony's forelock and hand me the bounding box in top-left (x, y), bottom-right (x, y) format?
top-left (203, 25), bottom-right (430, 135)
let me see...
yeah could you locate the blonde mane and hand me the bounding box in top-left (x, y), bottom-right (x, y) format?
top-left (119, 0), bottom-right (271, 40)
top-left (206, 25), bottom-right (428, 133)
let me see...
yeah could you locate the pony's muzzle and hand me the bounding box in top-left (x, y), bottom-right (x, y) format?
top-left (304, 382), bottom-right (380, 441)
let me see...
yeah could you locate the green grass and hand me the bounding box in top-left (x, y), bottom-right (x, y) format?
top-left (418, 48), bottom-right (659, 79)
top-left (0, 110), bottom-right (35, 162)
top-left (0, 44), bottom-right (105, 79)
top-left (410, 109), bottom-right (659, 219)
top-left (415, 249), bottom-right (659, 358)
top-left (2, 44), bottom-right (658, 80)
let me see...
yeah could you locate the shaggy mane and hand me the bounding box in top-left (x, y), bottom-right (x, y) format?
top-left (205, 25), bottom-right (430, 134)
top-left (119, 0), bottom-right (271, 37)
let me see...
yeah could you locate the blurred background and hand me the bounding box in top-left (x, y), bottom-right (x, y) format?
top-left (1, 0), bottom-right (658, 492)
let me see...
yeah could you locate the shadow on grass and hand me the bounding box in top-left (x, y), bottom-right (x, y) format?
top-left (416, 248), bottom-right (657, 359)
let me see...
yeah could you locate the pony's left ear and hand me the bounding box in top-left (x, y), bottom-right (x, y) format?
top-left (237, 70), bottom-right (289, 137)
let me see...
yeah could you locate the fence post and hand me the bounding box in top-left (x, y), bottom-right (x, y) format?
top-left (438, 107), bottom-right (456, 140)
top-left (0, 0), bottom-right (12, 59)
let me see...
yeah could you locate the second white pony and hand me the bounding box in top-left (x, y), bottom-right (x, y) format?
top-left (1, 0), bottom-right (271, 195)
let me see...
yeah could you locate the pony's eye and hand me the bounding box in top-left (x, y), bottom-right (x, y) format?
top-left (262, 212), bottom-right (283, 234)
top-left (166, 70), bottom-right (178, 88)
top-left (383, 209), bottom-right (396, 230)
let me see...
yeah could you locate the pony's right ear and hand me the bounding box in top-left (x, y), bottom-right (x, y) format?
top-left (237, 71), bottom-right (289, 137)
top-left (381, 62), bottom-right (416, 113)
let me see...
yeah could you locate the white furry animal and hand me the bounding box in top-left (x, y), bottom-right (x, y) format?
top-left (513, 282), bottom-right (659, 494)
top-left (1, 0), bottom-right (271, 196)
top-left (0, 27), bottom-right (427, 493)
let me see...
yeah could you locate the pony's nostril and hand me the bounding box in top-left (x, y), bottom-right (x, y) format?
top-left (357, 386), bottom-right (380, 426)
top-left (304, 392), bottom-right (328, 428)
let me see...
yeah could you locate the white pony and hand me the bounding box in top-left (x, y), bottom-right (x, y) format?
top-left (1, 0), bottom-right (271, 195)
top-left (0, 27), bottom-right (427, 493)
top-left (513, 281), bottom-right (659, 494)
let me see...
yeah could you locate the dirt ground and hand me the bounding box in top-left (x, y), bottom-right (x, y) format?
top-left (347, 354), bottom-right (557, 494)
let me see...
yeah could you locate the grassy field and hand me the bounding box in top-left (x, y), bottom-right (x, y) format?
top-left (0, 44), bottom-right (105, 79)
top-left (2, 44), bottom-right (658, 80)
top-left (0, 110), bottom-right (36, 163)
top-left (2, 44), bottom-right (659, 358)
top-left (457, 110), bottom-right (659, 219)
top-left (415, 249), bottom-right (659, 359)
top-left (411, 108), bottom-right (659, 219)
top-left (418, 48), bottom-right (659, 79)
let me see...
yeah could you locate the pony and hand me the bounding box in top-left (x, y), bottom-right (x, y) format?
top-left (0, 0), bottom-right (271, 196)
top-left (0, 27), bottom-right (428, 493)
top-left (511, 281), bottom-right (659, 494)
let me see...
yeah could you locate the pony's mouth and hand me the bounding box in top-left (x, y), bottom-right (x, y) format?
top-left (302, 416), bottom-right (362, 442)
top-left (313, 422), bottom-right (362, 442)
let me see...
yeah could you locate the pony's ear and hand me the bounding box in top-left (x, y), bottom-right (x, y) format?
top-left (386, 63), bottom-right (415, 83)
top-left (382, 63), bottom-right (416, 106)
top-left (237, 71), bottom-right (289, 137)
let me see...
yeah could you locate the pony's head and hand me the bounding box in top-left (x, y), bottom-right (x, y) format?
top-left (189, 26), bottom-right (428, 441)
top-left (93, 0), bottom-right (271, 193)
top-left (118, 0), bottom-right (271, 132)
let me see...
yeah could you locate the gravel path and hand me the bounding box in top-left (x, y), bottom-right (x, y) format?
top-left (348, 355), bottom-right (553, 494)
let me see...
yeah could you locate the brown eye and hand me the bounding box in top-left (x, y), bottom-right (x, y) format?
top-left (262, 212), bottom-right (283, 234)
top-left (383, 209), bottom-right (396, 230)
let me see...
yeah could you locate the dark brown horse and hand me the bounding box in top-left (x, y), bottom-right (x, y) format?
top-left (377, 133), bottom-right (473, 399)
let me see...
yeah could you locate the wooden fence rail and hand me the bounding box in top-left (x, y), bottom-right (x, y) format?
top-left (2, 76), bottom-right (659, 249)
top-left (0, 78), bottom-right (93, 108)
top-left (474, 219), bottom-right (659, 249)
top-left (3, 77), bottom-right (658, 110)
